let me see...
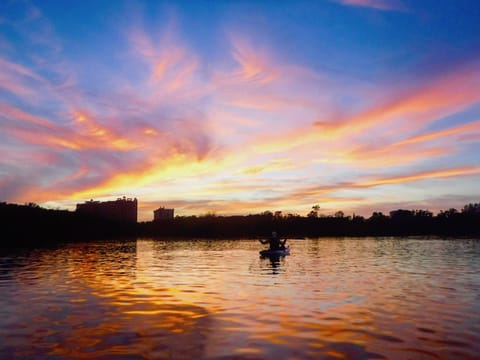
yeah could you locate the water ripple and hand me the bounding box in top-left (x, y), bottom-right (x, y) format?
top-left (0, 238), bottom-right (479, 359)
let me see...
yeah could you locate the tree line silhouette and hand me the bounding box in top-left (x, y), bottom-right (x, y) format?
top-left (1, 202), bottom-right (137, 245)
top-left (1, 201), bottom-right (479, 246)
top-left (140, 204), bottom-right (480, 238)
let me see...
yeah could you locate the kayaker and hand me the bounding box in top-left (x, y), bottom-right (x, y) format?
top-left (259, 231), bottom-right (287, 250)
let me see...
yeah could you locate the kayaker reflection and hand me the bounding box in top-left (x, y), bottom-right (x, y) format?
top-left (259, 231), bottom-right (287, 250)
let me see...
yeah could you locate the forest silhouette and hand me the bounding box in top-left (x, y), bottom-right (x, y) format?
top-left (1, 201), bottom-right (479, 246)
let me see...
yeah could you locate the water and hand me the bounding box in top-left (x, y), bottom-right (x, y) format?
top-left (1, 238), bottom-right (479, 359)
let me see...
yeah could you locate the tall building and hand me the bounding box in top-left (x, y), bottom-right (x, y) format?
top-left (76, 197), bottom-right (138, 223)
top-left (154, 207), bottom-right (174, 220)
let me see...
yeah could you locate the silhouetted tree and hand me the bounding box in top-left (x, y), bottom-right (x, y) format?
top-left (438, 208), bottom-right (459, 219)
top-left (462, 203), bottom-right (480, 215)
top-left (415, 210), bottom-right (433, 217)
top-left (2, 201), bottom-right (479, 246)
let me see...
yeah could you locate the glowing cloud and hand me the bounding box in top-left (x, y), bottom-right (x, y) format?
top-left (0, 1), bottom-right (479, 219)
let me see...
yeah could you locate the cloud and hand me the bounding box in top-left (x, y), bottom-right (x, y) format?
top-left (242, 59), bottom-right (480, 170)
top-left (0, 11), bottom-right (218, 205)
top-left (0, 57), bottom-right (45, 99)
top-left (336, 0), bottom-right (407, 11)
top-left (337, 120), bottom-right (480, 168)
top-left (0, 103), bottom-right (135, 152)
top-left (395, 120), bottom-right (480, 147)
top-left (1, 4), bottom-right (479, 219)
top-left (126, 25), bottom-right (207, 103)
top-left (228, 35), bottom-right (279, 86)
top-left (359, 167), bottom-right (480, 187)
top-left (0, 175), bottom-right (33, 202)
top-left (242, 159), bottom-right (295, 175)
top-left (65, 40), bottom-right (479, 218)
top-left (1, 92), bottom-right (217, 202)
top-left (314, 62), bottom-right (480, 138)
top-left (277, 166), bottom-right (480, 214)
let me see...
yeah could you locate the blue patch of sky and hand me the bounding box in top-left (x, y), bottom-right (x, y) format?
top-left (26, 0), bottom-right (480, 83)
top-left (424, 104), bottom-right (480, 131)
top-left (213, 1), bottom-right (413, 79)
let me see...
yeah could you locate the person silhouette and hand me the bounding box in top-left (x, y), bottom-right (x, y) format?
top-left (259, 231), bottom-right (287, 250)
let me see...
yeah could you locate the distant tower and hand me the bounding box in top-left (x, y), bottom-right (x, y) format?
top-left (153, 207), bottom-right (174, 220)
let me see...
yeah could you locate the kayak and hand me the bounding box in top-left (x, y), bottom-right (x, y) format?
top-left (259, 247), bottom-right (290, 257)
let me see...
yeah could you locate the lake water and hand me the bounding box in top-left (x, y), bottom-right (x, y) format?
top-left (1, 238), bottom-right (479, 359)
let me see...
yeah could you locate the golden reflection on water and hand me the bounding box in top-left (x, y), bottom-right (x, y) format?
top-left (0, 238), bottom-right (480, 359)
top-left (58, 240), bottom-right (212, 359)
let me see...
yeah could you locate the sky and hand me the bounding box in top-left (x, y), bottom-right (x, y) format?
top-left (1, 0), bottom-right (480, 221)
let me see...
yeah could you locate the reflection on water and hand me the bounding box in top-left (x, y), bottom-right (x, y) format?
top-left (1, 238), bottom-right (480, 359)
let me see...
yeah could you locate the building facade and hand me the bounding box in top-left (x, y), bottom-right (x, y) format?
top-left (76, 197), bottom-right (138, 223)
top-left (154, 207), bottom-right (174, 220)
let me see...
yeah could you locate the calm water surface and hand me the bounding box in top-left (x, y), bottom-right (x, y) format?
top-left (1, 238), bottom-right (479, 359)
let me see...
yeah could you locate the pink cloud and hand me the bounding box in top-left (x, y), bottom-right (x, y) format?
top-left (195, 56), bottom-right (480, 196)
top-left (338, 120), bottom-right (480, 168)
top-left (1, 7), bottom-right (478, 219)
top-left (229, 35), bottom-right (279, 85)
top-left (0, 73), bottom-right (33, 96)
top-left (396, 120), bottom-right (480, 146)
top-left (280, 166), bottom-right (480, 207)
top-left (314, 62), bottom-right (480, 139)
top-left (1, 103), bottom-right (133, 152)
top-left (0, 57), bottom-right (44, 98)
top-left (0, 58), bottom-right (41, 80)
top-left (336, 0), bottom-right (407, 11)
top-left (126, 25), bottom-right (206, 103)
top-left (0, 102), bottom-right (57, 129)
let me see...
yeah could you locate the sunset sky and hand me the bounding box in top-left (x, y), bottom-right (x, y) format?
top-left (1, 0), bottom-right (479, 221)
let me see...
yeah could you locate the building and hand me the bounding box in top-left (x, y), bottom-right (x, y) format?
top-left (154, 207), bottom-right (174, 220)
top-left (76, 197), bottom-right (138, 223)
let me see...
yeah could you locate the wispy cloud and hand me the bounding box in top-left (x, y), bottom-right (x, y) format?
top-left (228, 35), bottom-right (279, 86)
top-left (337, 119), bottom-right (480, 168)
top-left (126, 24), bottom-right (207, 102)
top-left (314, 62), bottom-right (480, 138)
top-left (336, 0), bottom-right (407, 11)
top-left (280, 166), bottom-right (480, 210)
top-left (1, 2), bottom-right (479, 219)
top-left (245, 59), bottom-right (480, 168)
top-left (137, 165), bottom-right (480, 217)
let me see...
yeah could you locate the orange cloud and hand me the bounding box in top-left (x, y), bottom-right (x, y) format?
top-left (2, 11), bottom-right (479, 220)
top-left (71, 111), bottom-right (136, 151)
top-left (1, 103), bottom-right (138, 152)
top-left (360, 167), bottom-right (480, 187)
top-left (126, 25), bottom-right (205, 104)
top-left (337, 120), bottom-right (480, 168)
top-left (396, 120), bottom-right (480, 146)
top-left (51, 165), bottom-right (90, 188)
top-left (242, 61), bottom-right (480, 168)
top-left (212, 35), bottom-right (333, 118)
top-left (241, 158), bottom-right (295, 175)
top-left (148, 46), bottom-right (199, 93)
top-left (320, 63), bottom-right (480, 136)
top-left (286, 166), bottom-right (480, 202)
